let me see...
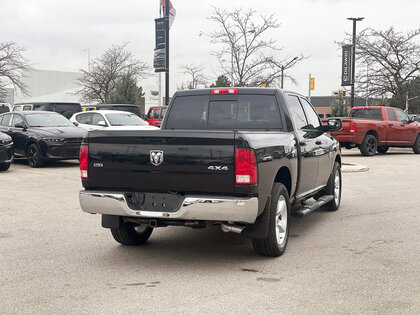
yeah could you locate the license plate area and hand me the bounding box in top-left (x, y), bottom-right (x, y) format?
top-left (125, 192), bottom-right (184, 212)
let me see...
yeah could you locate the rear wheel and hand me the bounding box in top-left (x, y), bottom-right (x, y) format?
top-left (322, 162), bottom-right (342, 211)
top-left (0, 163), bottom-right (10, 171)
top-left (111, 222), bottom-right (153, 245)
top-left (413, 135), bottom-right (420, 154)
top-left (377, 146), bottom-right (389, 154)
top-left (360, 134), bottom-right (377, 156)
top-left (27, 143), bottom-right (44, 168)
top-left (252, 183), bottom-right (290, 257)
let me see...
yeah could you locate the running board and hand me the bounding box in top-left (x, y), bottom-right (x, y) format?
top-left (293, 195), bottom-right (334, 218)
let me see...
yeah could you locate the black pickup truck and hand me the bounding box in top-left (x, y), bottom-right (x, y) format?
top-left (79, 88), bottom-right (342, 257)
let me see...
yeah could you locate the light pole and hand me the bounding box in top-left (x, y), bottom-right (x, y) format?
top-left (82, 49), bottom-right (90, 72)
top-left (406, 93), bottom-right (420, 113)
top-left (347, 17), bottom-right (364, 108)
top-left (281, 56), bottom-right (298, 89)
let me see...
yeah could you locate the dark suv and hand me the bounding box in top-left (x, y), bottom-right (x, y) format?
top-left (13, 102), bottom-right (82, 119)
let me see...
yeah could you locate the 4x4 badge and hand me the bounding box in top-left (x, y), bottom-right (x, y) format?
top-left (150, 150), bottom-right (164, 166)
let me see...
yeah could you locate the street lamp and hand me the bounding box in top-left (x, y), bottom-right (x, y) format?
top-left (281, 56), bottom-right (298, 89)
top-left (347, 17), bottom-right (364, 107)
top-left (82, 49), bottom-right (91, 72)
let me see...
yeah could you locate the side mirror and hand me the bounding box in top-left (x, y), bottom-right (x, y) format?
top-left (409, 116), bottom-right (416, 123)
top-left (140, 114), bottom-right (146, 119)
top-left (15, 122), bottom-right (26, 129)
top-left (98, 121), bottom-right (107, 127)
top-left (73, 121), bottom-right (79, 126)
top-left (322, 118), bottom-right (342, 132)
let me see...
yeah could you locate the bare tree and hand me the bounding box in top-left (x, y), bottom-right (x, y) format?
top-left (180, 64), bottom-right (208, 89)
top-left (352, 27), bottom-right (420, 103)
top-left (0, 41), bottom-right (32, 100)
top-left (77, 43), bottom-right (149, 103)
top-left (208, 7), bottom-right (304, 87)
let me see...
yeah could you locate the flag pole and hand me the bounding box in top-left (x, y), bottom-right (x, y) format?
top-left (165, 0), bottom-right (170, 105)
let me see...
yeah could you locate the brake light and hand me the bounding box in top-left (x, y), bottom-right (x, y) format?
top-left (79, 144), bottom-right (88, 179)
top-left (211, 88), bottom-right (238, 94)
top-left (350, 122), bottom-right (357, 133)
top-left (235, 148), bottom-right (257, 185)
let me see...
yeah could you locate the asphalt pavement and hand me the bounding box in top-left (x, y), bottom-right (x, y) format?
top-left (0, 148), bottom-right (419, 314)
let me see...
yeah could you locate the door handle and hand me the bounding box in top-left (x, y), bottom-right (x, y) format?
top-left (315, 140), bottom-right (322, 145)
top-left (400, 124), bottom-right (405, 127)
top-left (389, 124), bottom-right (393, 126)
top-left (299, 141), bottom-right (307, 146)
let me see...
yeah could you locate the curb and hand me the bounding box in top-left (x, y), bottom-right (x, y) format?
top-left (342, 162), bottom-right (369, 173)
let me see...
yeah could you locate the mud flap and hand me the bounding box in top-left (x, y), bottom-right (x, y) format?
top-left (242, 196), bottom-right (271, 239)
top-left (102, 214), bottom-right (121, 229)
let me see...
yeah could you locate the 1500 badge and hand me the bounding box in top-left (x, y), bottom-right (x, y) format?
top-left (208, 166), bottom-right (229, 171)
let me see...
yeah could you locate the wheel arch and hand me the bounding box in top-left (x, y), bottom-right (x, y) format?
top-left (365, 130), bottom-right (378, 140)
top-left (25, 138), bottom-right (39, 155)
top-left (274, 166), bottom-right (292, 197)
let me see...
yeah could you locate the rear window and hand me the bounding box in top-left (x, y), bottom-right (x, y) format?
top-left (349, 108), bottom-right (383, 120)
top-left (165, 95), bottom-right (282, 130)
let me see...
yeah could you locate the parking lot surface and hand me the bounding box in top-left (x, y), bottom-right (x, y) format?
top-left (1, 149), bottom-right (419, 314)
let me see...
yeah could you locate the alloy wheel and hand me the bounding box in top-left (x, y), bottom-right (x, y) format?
top-left (275, 195), bottom-right (288, 246)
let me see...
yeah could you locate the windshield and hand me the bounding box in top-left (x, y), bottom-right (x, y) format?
top-left (25, 113), bottom-right (74, 127)
top-left (105, 113), bottom-right (148, 126)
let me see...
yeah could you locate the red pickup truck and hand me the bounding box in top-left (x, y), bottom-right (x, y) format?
top-left (145, 106), bottom-right (167, 127)
top-left (327, 106), bottom-right (420, 156)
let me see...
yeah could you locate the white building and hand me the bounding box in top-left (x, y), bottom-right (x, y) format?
top-left (12, 69), bottom-right (83, 104)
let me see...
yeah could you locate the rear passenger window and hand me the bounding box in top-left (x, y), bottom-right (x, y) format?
top-left (387, 108), bottom-right (397, 121)
top-left (287, 95), bottom-right (308, 130)
top-left (1, 114), bottom-right (12, 126)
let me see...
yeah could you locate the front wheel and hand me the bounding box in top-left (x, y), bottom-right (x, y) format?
top-left (0, 163), bottom-right (10, 171)
top-left (413, 135), bottom-right (420, 154)
top-left (27, 143), bottom-right (44, 168)
top-left (111, 222), bottom-right (153, 245)
top-left (252, 183), bottom-right (290, 257)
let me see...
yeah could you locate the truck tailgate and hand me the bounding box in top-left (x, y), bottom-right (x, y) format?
top-left (86, 130), bottom-right (236, 194)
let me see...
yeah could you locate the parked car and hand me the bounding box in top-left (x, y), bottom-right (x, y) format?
top-left (70, 110), bottom-right (159, 131)
top-left (81, 104), bottom-right (141, 117)
top-left (13, 102), bottom-right (82, 119)
top-left (79, 88), bottom-right (343, 257)
top-left (0, 103), bottom-right (12, 114)
top-left (324, 106), bottom-right (420, 155)
top-left (0, 111), bottom-right (86, 167)
top-left (145, 106), bottom-right (167, 127)
top-left (0, 131), bottom-right (14, 171)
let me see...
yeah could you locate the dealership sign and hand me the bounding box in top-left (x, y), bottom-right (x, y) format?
top-left (341, 45), bottom-right (352, 86)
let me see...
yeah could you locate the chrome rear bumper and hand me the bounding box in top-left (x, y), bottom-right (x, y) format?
top-left (79, 191), bottom-right (259, 224)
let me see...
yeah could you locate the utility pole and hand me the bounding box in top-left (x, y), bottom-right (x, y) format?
top-left (308, 74), bottom-right (312, 103)
top-left (280, 56), bottom-right (298, 89)
top-left (347, 17), bottom-right (364, 108)
top-left (158, 1), bottom-right (162, 107)
top-left (165, 0), bottom-right (170, 105)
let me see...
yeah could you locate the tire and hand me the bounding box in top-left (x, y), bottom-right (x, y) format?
top-left (0, 163), bottom-right (10, 171)
top-left (413, 135), bottom-right (420, 154)
top-left (111, 222), bottom-right (153, 245)
top-left (359, 134), bottom-right (377, 156)
top-left (252, 183), bottom-right (290, 257)
top-left (322, 162), bottom-right (342, 211)
top-left (27, 143), bottom-right (44, 168)
top-left (377, 146), bottom-right (389, 154)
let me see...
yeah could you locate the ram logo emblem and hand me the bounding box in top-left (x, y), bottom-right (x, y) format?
top-left (150, 150), bottom-right (164, 166)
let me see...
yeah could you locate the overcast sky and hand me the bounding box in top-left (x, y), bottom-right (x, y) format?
top-left (2, 0), bottom-right (420, 97)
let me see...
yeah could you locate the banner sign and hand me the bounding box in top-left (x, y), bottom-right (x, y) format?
top-left (341, 45), bottom-right (352, 86)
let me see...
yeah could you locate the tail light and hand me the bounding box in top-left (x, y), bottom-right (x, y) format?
top-left (350, 122), bottom-right (357, 133)
top-left (235, 148), bottom-right (257, 185)
top-left (79, 144), bottom-right (88, 179)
